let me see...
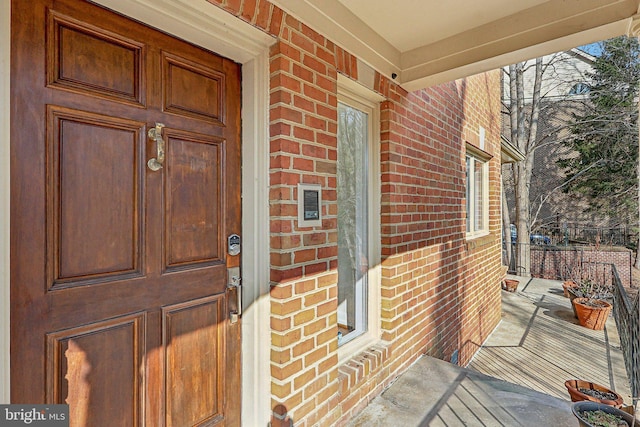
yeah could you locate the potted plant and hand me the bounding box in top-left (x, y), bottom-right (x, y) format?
top-left (502, 278), bottom-right (519, 292)
top-left (564, 265), bottom-right (614, 327)
top-left (566, 279), bottom-right (594, 318)
top-left (574, 297), bottom-right (612, 330)
top-left (571, 401), bottom-right (637, 427)
top-left (565, 380), bottom-right (624, 408)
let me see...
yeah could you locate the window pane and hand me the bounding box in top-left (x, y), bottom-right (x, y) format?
top-left (465, 156), bottom-right (471, 233)
top-left (337, 102), bottom-right (368, 345)
top-left (474, 158), bottom-right (484, 231)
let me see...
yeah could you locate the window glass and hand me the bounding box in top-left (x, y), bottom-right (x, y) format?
top-left (466, 151), bottom-right (488, 236)
top-left (466, 156), bottom-right (471, 233)
top-left (474, 157), bottom-right (484, 231)
top-left (569, 82), bottom-right (590, 95)
top-left (337, 102), bottom-right (368, 345)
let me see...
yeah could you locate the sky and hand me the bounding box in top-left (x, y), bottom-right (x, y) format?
top-left (579, 42), bottom-right (603, 57)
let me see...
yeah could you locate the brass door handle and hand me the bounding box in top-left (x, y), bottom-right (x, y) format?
top-left (147, 123), bottom-right (165, 171)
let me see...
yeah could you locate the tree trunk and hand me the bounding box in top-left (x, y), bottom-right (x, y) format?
top-left (515, 158), bottom-right (532, 276)
top-left (508, 59), bottom-right (543, 277)
top-left (502, 188), bottom-right (514, 272)
top-left (636, 91), bottom-right (640, 269)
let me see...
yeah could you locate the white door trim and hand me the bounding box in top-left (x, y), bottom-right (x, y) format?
top-left (1, 1), bottom-right (274, 425)
top-left (0, 0), bottom-right (10, 406)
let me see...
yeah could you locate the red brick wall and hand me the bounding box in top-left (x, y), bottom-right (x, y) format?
top-left (458, 74), bottom-right (504, 365)
top-left (268, 17), bottom-right (342, 426)
top-left (375, 74), bottom-right (503, 379)
top-left (206, 1), bottom-right (504, 425)
top-left (530, 246), bottom-right (633, 286)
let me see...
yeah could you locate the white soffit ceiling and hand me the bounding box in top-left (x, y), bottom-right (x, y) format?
top-left (338, 0), bottom-right (549, 52)
top-left (270, 0), bottom-right (640, 91)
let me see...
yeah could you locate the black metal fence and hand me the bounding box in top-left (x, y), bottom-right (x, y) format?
top-left (611, 264), bottom-right (640, 407)
top-left (538, 224), bottom-right (636, 248)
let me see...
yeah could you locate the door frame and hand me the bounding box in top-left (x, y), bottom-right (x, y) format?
top-left (0, 0), bottom-right (274, 425)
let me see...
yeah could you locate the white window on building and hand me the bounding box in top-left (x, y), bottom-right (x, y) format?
top-left (336, 75), bottom-right (382, 358)
top-left (465, 144), bottom-right (490, 238)
top-left (569, 82), bottom-right (590, 95)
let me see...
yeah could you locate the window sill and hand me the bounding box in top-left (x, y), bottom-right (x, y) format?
top-left (338, 332), bottom-right (378, 365)
top-left (337, 342), bottom-right (390, 397)
top-left (465, 232), bottom-right (494, 250)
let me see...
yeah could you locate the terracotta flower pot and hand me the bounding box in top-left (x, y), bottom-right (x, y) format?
top-left (573, 298), bottom-right (612, 331)
top-left (502, 278), bottom-right (519, 292)
top-left (563, 280), bottom-right (578, 298)
top-left (565, 379), bottom-right (624, 408)
top-left (571, 401), bottom-right (636, 427)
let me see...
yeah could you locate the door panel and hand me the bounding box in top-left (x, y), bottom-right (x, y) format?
top-left (47, 10), bottom-right (145, 106)
top-left (47, 106), bottom-right (144, 288)
top-left (11, 0), bottom-right (242, 425)
top-left (164, 296), bottom-right (225, 427)
top-left (163, 53), bottom-right (225, 124)
top-left (46, 314), bottom-right (145, 427)
top-left (165, 130), bottom-right (224, 270)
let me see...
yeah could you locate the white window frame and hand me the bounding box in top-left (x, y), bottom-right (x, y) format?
top-left (465, 143), bottom-right (490, 239)
top-left (337, 75), bottom-right (383, 362)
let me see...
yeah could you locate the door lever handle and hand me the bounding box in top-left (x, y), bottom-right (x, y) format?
top-left (228, 267), bottom-right (242, 323)
top-left (147, 123), bottom-right (165, 171)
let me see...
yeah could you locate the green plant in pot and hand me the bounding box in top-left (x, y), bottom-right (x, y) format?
top-left (572, 402), bottom-right (637, 427)
top-left (573, 277), bottom-right (613, 330)
top-left (564, 265), bottom-right (614, 329)
top-left (566, 278), bottom-right (598, 318)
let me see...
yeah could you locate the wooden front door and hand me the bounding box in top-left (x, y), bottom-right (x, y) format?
top-left (10, 0), bottom-right (242, 425)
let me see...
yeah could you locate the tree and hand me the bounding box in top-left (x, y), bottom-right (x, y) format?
top-left (503, 52), bottom-right (592, 274)
top-left (559, 36), bottom-right (640, 255)
top-left (506, 60), bottom-right (542, 275)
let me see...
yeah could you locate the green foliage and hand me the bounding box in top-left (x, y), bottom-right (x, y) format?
top-left (559, 36), bottom-right (640, 219)
top-left (579, 409), bottom-right (628, 427)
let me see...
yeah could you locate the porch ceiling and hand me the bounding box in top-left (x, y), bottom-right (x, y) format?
top-left (269, 0), bottom-right (640, 91)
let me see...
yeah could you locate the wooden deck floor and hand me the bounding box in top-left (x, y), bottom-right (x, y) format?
top-left (468, 276), bottom-right (632, 404)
